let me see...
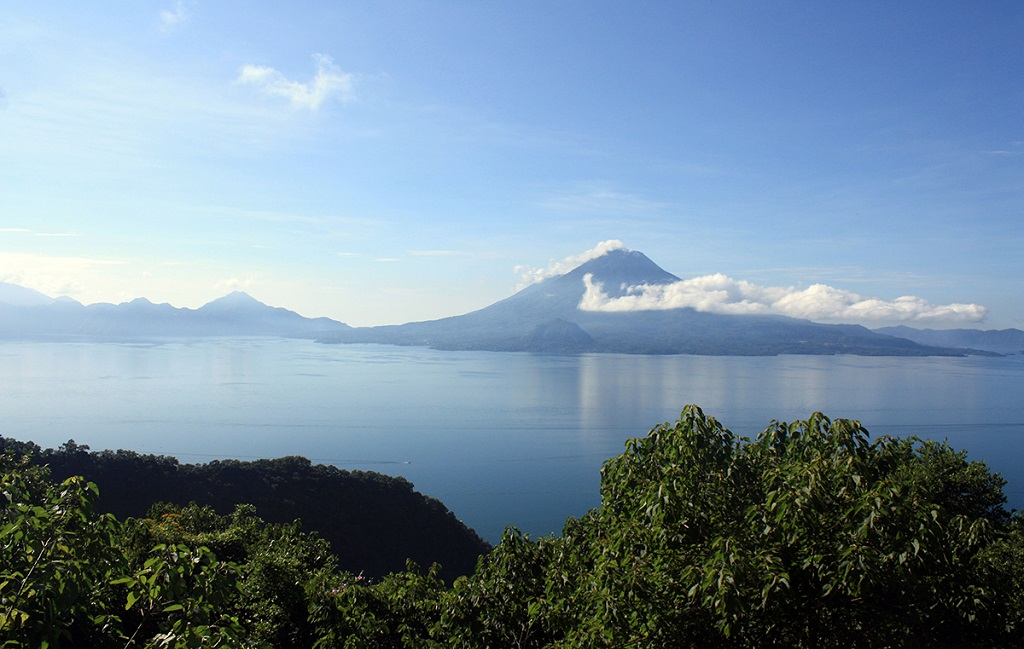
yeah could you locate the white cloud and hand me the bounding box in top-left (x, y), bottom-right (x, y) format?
top-left (0, 228), bottom-right (76, 236)
top-left (579, 273), bottom-right (988, 324)
top-left (236, 54), bottom-right (354, 110)
top-left (0, 252), bottom-right (126, 301)
top-left (213, 277), bottom-right (254, 293)
top-left (160, 1), bottom-right (191, 32)
top-left (514, 239), bottom-right (626, 289)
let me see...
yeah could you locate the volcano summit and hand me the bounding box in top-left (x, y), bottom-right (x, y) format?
top-left (319, 248), bottom-right (967, 356)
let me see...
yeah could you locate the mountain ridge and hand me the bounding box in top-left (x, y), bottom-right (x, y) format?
top-left (0, 284), bottom-right (350, 340)
top-left (2, 252), bottom-right (1015, 355)
top-left (317, 249), bottom-right (988, 357)
top-left (874, 325), bottom-right (1024, 354)
top-left (0, 282), bottom-right (56, 307)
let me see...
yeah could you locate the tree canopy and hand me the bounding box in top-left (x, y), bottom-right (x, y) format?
top-left (2, 406), bottom-right (1021, 647)
top-left (0, 438), bottom-right (489, 583)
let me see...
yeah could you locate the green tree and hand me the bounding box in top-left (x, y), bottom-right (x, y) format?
top-left (113, 542), bottom-right (247, 648)
top-left (121, 502), bottom-right (342, 648)
top-left (0, 453), bottom-right (121, 647)
top-left (307, 561), bottom-right (447, 649)
top-left (438, 529), bottom-right (566, 648)
top-left (540, 406), bottom-right (1024, 647)
top-left (434, 406), bottom-right (1023, 648)
top-left (4, 407), bottom-right (1023, 648)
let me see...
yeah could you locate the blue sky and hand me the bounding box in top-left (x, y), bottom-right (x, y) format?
top-left (1, 2), bottom-right (1021, 328)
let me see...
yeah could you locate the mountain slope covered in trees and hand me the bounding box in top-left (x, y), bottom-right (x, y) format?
top-left (0, 438), bottom-right (488, 582)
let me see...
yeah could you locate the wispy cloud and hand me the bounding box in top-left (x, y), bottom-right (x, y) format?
top-left (0, 228), bottom-right (76, 236)
top-left (236, 54), bottom-right (354, 110)
top-left (160, 1), bottom-right (192, 33)
top-left (213, 277), bottom-right (254, 293)
top-left (579, 272), bottom-right (988, 324)
top-left (199, 205), bottom-right (380, 229)
top-left (0, 252), bottom-right (126, 300)
top-left (514, 239), bottom-right (625, 289)
top-left (985, 141), bottom-right (1023, 157)
top-left (540, 189), bottom-right (669, 215)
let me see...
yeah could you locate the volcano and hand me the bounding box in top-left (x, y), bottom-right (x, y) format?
top-left (319, 249), bottom-right (966, 356)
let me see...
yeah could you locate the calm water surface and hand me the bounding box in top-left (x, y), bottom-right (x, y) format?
top-left (1, 339), bottom-right (1022, 542)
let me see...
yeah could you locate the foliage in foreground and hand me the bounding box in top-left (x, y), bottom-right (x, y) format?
top-left (3, 406), bottom-right (1023, 647)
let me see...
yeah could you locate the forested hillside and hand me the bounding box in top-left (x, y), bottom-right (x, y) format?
top-left (3, 407), bottom-right (1022, 647)
top-left (0, 438), bottom-right (488, 582)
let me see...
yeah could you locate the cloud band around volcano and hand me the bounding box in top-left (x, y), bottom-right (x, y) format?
top-left (578, 272), bottom-right (987, 324)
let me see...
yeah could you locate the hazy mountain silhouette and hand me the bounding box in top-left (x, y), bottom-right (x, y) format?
top-left (318, 249), bottom-right (973, 356)
top-left (0, 285), bottom-right (349, 340)
top-left (2, 254), bottom-right (1008, 355)
top-left (875, 326), bottom-right (1024, 354)
top-left (0, 282), bottom-right (55, 306)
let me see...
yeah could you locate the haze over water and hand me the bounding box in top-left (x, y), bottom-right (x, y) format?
top-left (2, 338), bottom-right (1022, 543)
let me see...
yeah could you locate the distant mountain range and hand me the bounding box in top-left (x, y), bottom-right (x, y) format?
top-left (317, 249), bottom-right (1015, 357)
top-left (0, 285), bottom-right (350, 340)
top-left (3, 250), bottom-right (1020, 356)
top-left (873, 326), bottom-right (1024, 354)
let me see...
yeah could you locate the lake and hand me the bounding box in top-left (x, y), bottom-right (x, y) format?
top-left (1, 338), bottom-right (1022, 543)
